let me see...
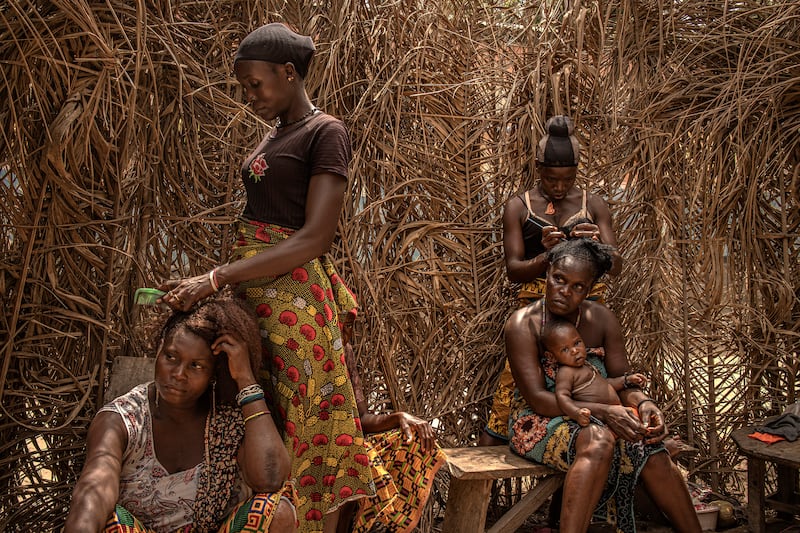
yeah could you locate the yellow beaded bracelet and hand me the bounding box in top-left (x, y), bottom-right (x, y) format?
top-left (243, 410), bottom-right (270, 424)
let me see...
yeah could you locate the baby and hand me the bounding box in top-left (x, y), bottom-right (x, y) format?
top-left (543, 318), bottom-right (648, 427)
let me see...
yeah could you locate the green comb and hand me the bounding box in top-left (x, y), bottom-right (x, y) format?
top-left (133, 288), bottom-right (166, 305)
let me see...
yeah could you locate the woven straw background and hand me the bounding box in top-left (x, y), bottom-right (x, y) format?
top-left (1, 0), bottom-right (798, 530)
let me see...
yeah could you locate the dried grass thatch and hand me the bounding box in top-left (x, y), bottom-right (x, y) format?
top-left (1, 0), bottom-right (798, 530)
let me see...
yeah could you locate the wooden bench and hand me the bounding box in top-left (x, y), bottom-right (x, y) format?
top-left (731, 427), bottom-right (800, 533)
top-left (104, 360), bottom-right (564, 532)
top-left (440, 446), bottom-right (564, 533)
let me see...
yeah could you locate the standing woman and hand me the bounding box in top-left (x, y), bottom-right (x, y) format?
top-left (480, 115), bottom-right (623, 446)
top-left (158, 23), bottom-right (375, 533)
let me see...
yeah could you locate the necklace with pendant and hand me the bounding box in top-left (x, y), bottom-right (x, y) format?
top-left (538, 184), bottom-right (557, 215)
top-left (276, 107), bottom-right (318, 129)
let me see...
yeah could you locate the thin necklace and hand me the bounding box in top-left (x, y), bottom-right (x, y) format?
top-left (276, 107), bottom-right (318, 128)
top-left (541, 297), bottom-right (581, 328)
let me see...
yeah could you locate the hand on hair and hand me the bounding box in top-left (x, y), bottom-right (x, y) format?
top-left (541, 225), bottom-right (566, 249)
top-left (157, 274), bottom-right (215, 311)
top-left (212, 332), bottom-right (255, 387)
top-left (569, 222), bottom-right (601, 241)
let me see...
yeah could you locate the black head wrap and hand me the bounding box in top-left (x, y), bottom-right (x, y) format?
top-left (234, 23), bottom-right (316, 78)
top-left (536, 115), bottom-right (581, 167)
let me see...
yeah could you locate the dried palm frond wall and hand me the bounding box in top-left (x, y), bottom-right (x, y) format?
top-left (1, 0), bottom-right (798, 530)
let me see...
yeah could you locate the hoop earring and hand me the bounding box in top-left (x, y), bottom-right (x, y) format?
top-left (154, 385), bottom-right (160, 410)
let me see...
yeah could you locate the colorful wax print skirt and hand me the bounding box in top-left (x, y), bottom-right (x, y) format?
top-left (353, 429), bottom-right (446, 533)
top-left (230, 219), bottom-right (376, 533)
top-left (507, 351), bottom-right (665, 533)
top-left (104, 488), bottom-right (296, 533)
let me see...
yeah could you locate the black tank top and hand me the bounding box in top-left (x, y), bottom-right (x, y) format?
top-left (519, 189), bottom-right (593, 260)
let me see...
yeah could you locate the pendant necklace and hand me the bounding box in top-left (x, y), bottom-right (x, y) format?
top-left (538, 184), bottom-right (556, 215)
top-left (276, 107), bottom-right (318, 129)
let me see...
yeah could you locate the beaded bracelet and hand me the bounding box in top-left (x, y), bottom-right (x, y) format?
top-left (636, 398), bottom-right (656, 411)
top-left (243, 410), bottom-right (269, 424)
top-left (209, 268), bottom-right (220, 293)
top-left (622, 373), bottom-right (642, 390)
top-left (239, 393), bottom-right (265, 407)
top-left (236, 384), bottom-right (264, 405)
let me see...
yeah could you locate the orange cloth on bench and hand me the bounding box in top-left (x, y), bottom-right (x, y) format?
top-left (748, 431), bottom-right (786, 444)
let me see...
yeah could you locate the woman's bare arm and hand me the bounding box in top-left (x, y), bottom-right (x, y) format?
top-left (64, 412), bottom-right (127, 533)
top-left (159, 172), bottom-right (347, 308)
top-left (221, 333), bottom-right (290, 492)
top-left (503, 197), bottom-right (550, 283)
top-left (505, 308), bottom-right (561, 417)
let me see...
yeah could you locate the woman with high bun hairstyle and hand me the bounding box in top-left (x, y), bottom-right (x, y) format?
top-left (157, 22), bottom-right (375, 533)
top-left (480, 115), bottom-right (623, 446)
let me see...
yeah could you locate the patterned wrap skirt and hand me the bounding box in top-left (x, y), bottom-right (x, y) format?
top-left (230, 219), bottom-right (376, 533)
top-left (353, 429), bottom-right (447, 533)
top-left (485, 278), bottom-right (607, 440)
top-left (103, 488), bottom-right (296, 533)
top-left (507, 351), bottom-right (665, 533)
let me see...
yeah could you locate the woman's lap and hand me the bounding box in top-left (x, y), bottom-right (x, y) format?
top-left (105, 488), bottom-right (297, 533)
top-left (353, 429), bottom-right (446, 533)
top-left (509, 410), bottom-right (665, 533)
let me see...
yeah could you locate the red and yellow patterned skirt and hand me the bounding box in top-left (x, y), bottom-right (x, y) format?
top-left (230, 219), bottom-right (376, 533)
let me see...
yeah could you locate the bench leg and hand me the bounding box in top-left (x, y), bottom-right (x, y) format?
top-left (747, 457), bottom-right (766, 533)
top-left (486, 475), bottom-right (564, 533)
top-left (442, 478), bottom-right (492, 533)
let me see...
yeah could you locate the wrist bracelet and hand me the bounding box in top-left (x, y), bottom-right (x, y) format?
top-left (236, 384), bottom-right (264, 405)
top-left (243, 410), bottom-right (270, 424)
top-left (239, 393), bottom-right (264, 407)
top-left (636, 398), bottom-right (655, 411)
top-left (209, 268), bottom-right (220, 293)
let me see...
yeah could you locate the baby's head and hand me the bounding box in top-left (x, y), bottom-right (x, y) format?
top-left (542, 318), bottom-right (586, 368)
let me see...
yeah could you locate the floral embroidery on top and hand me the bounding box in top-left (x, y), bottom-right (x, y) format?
top-left (249, 153), bottom-right (268, 182)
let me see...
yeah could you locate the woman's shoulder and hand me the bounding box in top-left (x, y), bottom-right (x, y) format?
top-left (505, 302), bottom-right (543, 332)
top-left (582, 300), bottom-right (620, 326)
top-left (311, 112), bottom-right (348, 133)
top-left (584, 189), bottom-right (612, 212)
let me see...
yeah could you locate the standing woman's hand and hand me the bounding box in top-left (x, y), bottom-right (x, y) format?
top-left (541, 225), bottom-right (566, 249)
top-left (157, 273), bottom-right (216, 312)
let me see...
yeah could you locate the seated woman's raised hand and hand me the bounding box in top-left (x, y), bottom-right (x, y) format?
top-left (212, 332), bottom-right (256, 387)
